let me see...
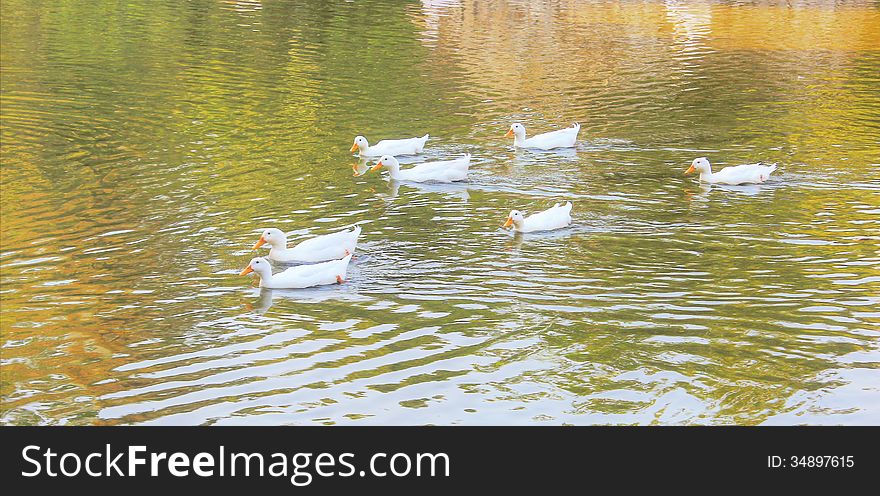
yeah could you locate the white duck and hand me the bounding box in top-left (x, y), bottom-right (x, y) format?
top-left (685, 157), bottom-right (777, 185)
top-left (350, 134), bottom-right (429, 157)
top-left (240, 255), bottom-right (353, 289)
top-left (505, 123), bottom-right (579, 150)
top-left (503, 202), bottom-right (573, 233)
top-left (370, 154), bottom-right (471, 183)
top-left (253, 226), bottom-right (361, 263)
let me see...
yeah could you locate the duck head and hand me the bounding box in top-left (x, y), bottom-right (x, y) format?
top-left (240, 257), bottom-right (272, 279)
top-left (252, 228), bottom-right (287, 250)
top-left (505, 123), bottom-right (526, 139)
top-left (503, 210), bottom-right (525, 229)
top-left (370, 155), bottom-right (400, 173)
top-left (686, 157), bottom-right (711, 175)
top-left (350, 136), bottom-right (369, 153)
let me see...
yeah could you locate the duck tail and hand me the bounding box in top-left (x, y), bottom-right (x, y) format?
top-left (338, 253), bottom-right (353, 279)
top-left (347, 226), bottom-right (361, 252)
top-left (563, 201), bottom-right (573, 212)
top-left (335, 253), bottom-right (353, 268)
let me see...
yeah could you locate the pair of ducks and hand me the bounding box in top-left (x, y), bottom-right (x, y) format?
top-left (349, 122), bottom-right (581, 183)
top-left (240, 123), bottom-right (778, 289)
top-left (240, 227), bottom-right (360, 289)
top-left (350, 122), bottom-right (581, 158)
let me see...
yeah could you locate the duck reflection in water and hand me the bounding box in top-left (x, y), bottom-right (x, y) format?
top-left (684, 182), bottom-right (771, 204)
top-left (352, 158), bottom-right (370, 177)
top-left (512, 145), bottom-right (579, 164)
top-left (244, 285), bottom-right (366, 314)
top-left (385, 178), bottom-right (471, 202)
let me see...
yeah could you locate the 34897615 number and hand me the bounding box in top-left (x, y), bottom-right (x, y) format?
top-left (768, 455), bottom-right (854, 468)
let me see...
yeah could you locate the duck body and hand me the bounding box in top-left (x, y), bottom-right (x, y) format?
top-left (504, 202), bottom-right (573, 233)
top-left (351, 134), bottom-right (429, 157)
top-left (255, 226), bottom-right (361, 263)
top-left (371, 154), bottom-right (470, 183)
top-left (242, 255), bottom-right (353, 289)
top-left (687, 157), bottom-right (777, 185)
top-left (508, 123), bottom-right (579, 150)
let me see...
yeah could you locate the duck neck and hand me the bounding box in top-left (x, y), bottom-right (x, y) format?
top-left (254, 268), bottom-right (273, 287)
top-left (268, 236), bottom-right (288, 252)
top-left (699, 165), bottom-right (713, 182)
top-left (513, 131), bottom-right (527, 147)
top-left (385, 162), bottom-right (401, 179)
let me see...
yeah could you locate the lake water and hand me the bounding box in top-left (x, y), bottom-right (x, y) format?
top-left (1, 0), bottom-right (878, 425)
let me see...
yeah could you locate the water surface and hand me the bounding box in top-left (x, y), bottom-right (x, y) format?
top-left (1, 0), bottom-right (879, 425)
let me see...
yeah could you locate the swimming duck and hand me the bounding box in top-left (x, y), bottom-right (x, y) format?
top-left (350, 134), bottom-right (429, 157)
top-left (503, 202), bottom-right (573, 233)
top-left (685, 157), bottom-right (777, 185)
top-left (505, 123), bottom-right (579, 150)
top-left (253, 226), bottom-right (361, 263)
top-left (240, 255), bottom-right (353, 289)
top-left (370, 154), bottom-right (471, 183)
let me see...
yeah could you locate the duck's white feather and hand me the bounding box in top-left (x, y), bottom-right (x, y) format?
top-left (386, 154), bottom-right (470, 183)
top-left (704, 163), bottom-right (777, 185)
top-left (269, 226), bottom-right (361, 263)
top-left (261, 254), bottom-right (353, 289)
top-left (517, 202), bottom-right (573, 233)
top-left (518, 123), bottom-right (579, 150)
top-left (360, 135), bottom-right (429, 157)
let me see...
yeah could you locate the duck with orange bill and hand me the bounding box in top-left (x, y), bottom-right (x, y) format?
top-left (240, 255), bottom-right (353, 289)
top-left (253, 226), bottom-right (361, 263)
top-left (505, 122), bottom-right (579, 150)
top-left (685, 157), bottom-right (777, 185)
top-left (350, 134), bottom-right (429, 157)
top-left (503, 202), bottom-right (573, 233)
top-left (370, 154), bottom-right (471, 183)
